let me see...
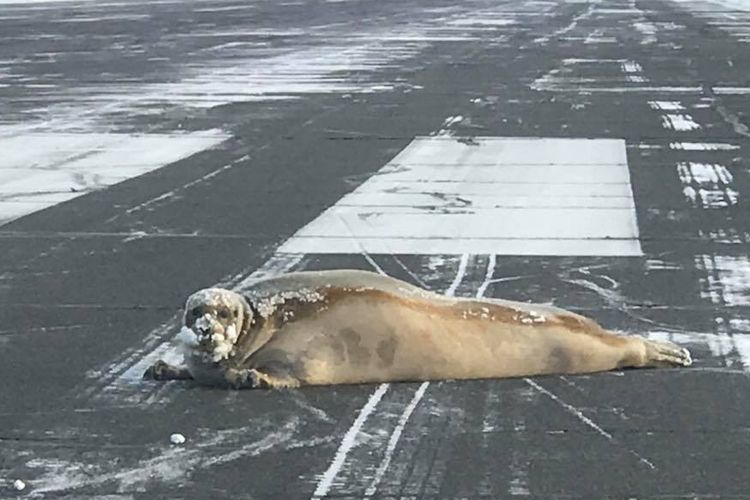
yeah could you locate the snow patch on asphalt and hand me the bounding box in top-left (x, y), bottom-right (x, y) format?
top-left (25, 418), bottom-right (329, 496)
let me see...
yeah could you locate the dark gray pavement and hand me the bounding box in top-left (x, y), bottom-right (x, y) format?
top-left (2, 0), bottom-right (750, 497)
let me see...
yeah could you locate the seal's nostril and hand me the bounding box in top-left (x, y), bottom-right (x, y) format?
top-left (193, 325), bottom-right (210, 336)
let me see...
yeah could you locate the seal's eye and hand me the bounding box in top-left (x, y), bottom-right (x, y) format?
top-left (218, 309), bottom-right (230, 320)
top-left (191, 307), bottom-right (202, 318)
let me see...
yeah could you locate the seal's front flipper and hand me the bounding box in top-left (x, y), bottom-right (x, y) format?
top-left (143, 360), bottom-right (194, 381)
top-left (225, 368), bottom-right (301, 390)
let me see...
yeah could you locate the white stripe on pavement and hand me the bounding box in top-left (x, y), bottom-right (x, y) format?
top-left (0, 129), bottom-right (228, 226)
top-left (280, 137), bottom-right (642, 256)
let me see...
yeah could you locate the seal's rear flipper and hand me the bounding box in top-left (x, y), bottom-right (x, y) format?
top-left (639, 339), bottom-right (693, 368)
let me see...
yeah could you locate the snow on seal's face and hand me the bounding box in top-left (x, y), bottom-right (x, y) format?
top-left (183, 288), bottom-right (250, 363)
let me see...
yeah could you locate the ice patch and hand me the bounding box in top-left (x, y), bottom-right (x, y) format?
top-left (170, 433), bottom-right (186, 445)
top-left (25, 419), bottom-right (316, 495)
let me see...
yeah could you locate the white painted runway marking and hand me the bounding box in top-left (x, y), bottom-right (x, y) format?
top-left (669, 142), bottom-right (740, 150)
top-left (312, 253), bottom-right (470, 499)
top-left (677, 162), bottom-right (734, 185)
top-left (714, 87), bottom-right (750, 94)
top-left (280, 137), bottom-right (642, 256)
top-left (363, 381), bottom-right (429, 497)
top-left (648, 100), bottom-right (700, 131)
top-left (697, 254), bottom-right (750, 307)
top-left (312, 384), bottom-right (390, 498)
top-left (539, 86), bottom-right (703, 93)
top-left (621, 60), bottom-right (647, 82)
top-left (648, 100), bottom-right (685, 111)
top-left (533, 57), bottom-right (664, 91)
top-left (311, 250), bottom-right (395, 499)
top-left (660, 113), bottom-right (701, 131)
top-left (0, 130), bottom-right (227, 226)
top-left (677, 161), bottom-right (739, 208)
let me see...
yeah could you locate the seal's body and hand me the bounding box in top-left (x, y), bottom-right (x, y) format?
top-left (144, 270), bottom-right (692, 389)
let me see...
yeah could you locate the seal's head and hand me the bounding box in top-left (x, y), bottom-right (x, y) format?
top-left (183, 288), bottom-right (254, 363)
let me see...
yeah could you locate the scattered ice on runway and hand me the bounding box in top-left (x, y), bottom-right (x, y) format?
top-left (0, 0), bottom-right (526, 121)
top-left (170, 433), bottom-right (187, 445)
top-left (25, 418), bottom-right (316, 495)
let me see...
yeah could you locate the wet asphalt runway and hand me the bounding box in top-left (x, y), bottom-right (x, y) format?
top-left (2, 0), bottom-right (750, 497)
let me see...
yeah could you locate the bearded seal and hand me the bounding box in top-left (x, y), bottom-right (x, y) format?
top-left (143, 269), bottom-right (692, 389)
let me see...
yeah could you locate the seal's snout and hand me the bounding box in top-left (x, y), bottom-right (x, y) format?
top-left (193, 313), bottom-right (214, 336)
top-left (182, 287), bottom-right (247, 363)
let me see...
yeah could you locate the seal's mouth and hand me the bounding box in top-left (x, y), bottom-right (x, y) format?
top-left (188, 311), bottom-right (241, 363)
